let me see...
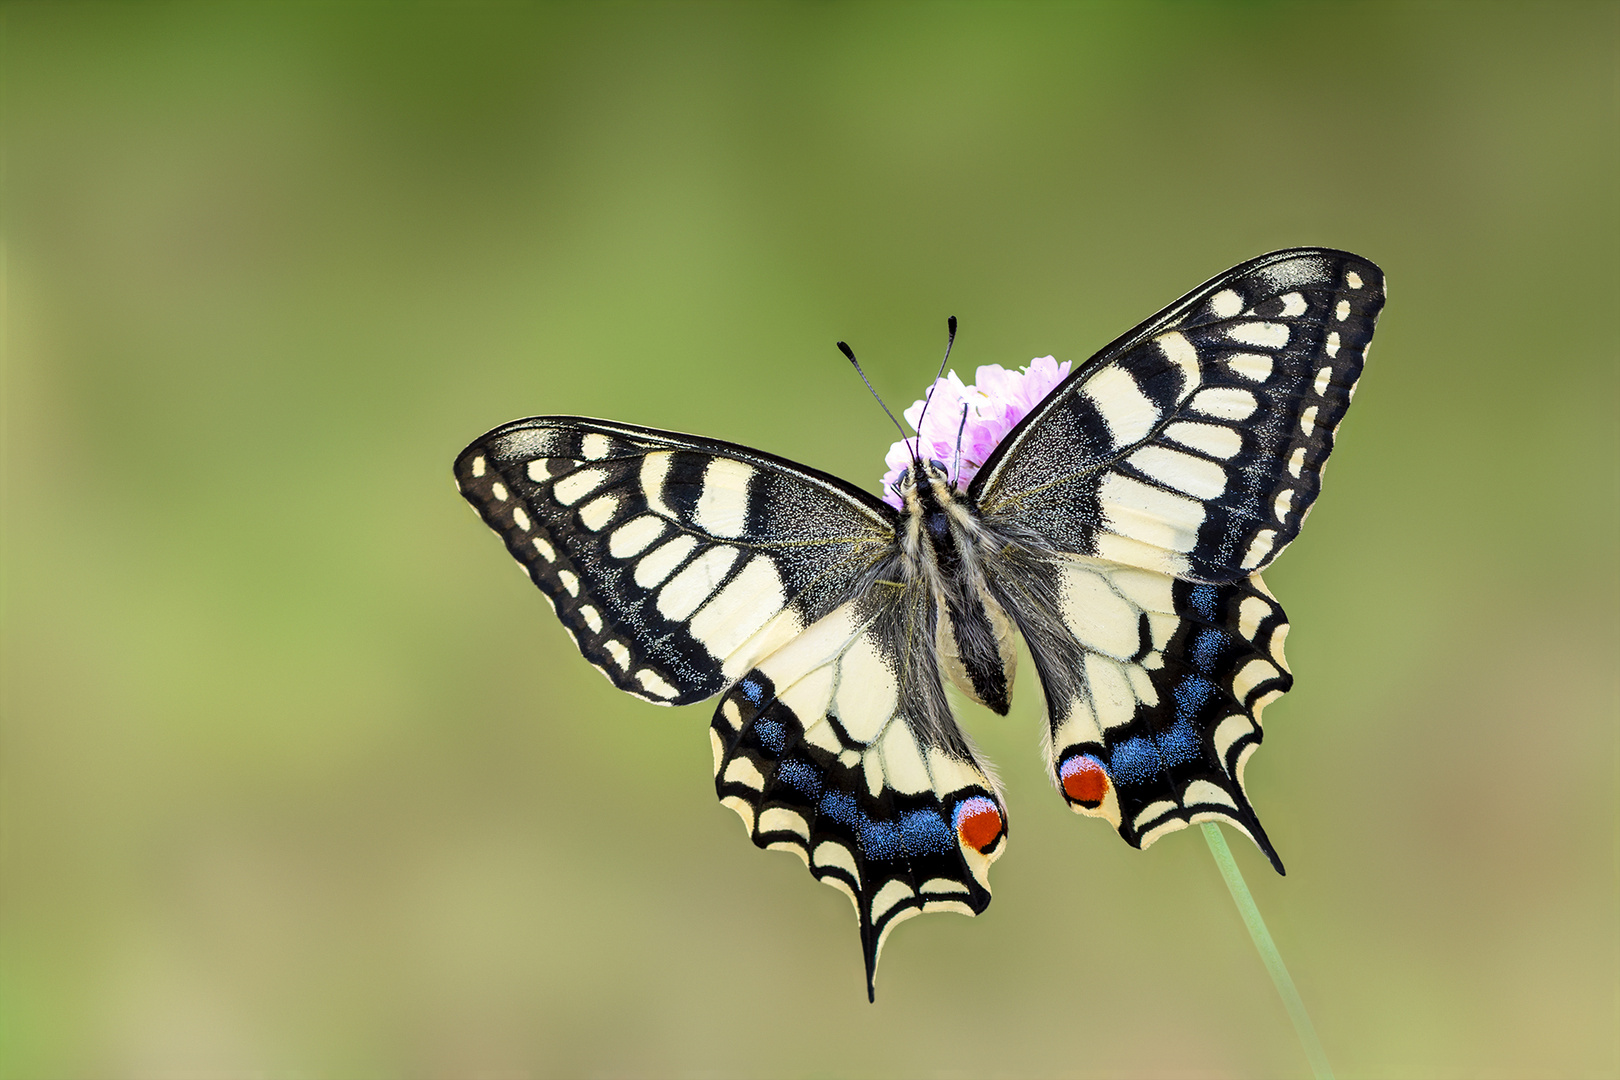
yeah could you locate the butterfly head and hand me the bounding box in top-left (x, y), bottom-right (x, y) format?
top-left (894, 456), bottom-right (961, 512)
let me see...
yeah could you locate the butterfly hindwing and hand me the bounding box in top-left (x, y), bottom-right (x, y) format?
top-left (991, 553), bottom-right (1292, 867)
top-left (972, 248), bottom-right (1384, 582)
top-left (710, 598), bottom-right (1007, 1001)
top-left (456, 417), bottom-right (895, 705)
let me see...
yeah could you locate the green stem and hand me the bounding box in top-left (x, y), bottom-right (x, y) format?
top-left (1202, 822), bottom-right (1334, 1080)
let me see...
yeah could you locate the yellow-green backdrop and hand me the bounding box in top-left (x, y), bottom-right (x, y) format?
top-left (4, 3), bottom-right (1616, 1077)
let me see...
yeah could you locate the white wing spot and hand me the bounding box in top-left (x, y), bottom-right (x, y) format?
top-left (1334, 299), bottom-right (1351, 321)
top-left (608, 515), bottom-right (668, 559)
top-left (1225, 352), bottom-right (1273, 383)
top-left (490, 482), bottom-right (509, 502)
top-left (1233, 658), bottom-right (1281, 701)
top-left (636, 669), bottom-right (680, 700)
top-left (689, 556), bottom-right (787, 664)
top-left (1155, 331), bottom-right (1201, 398)
top-left (1278, 292), bottom-right (1307, 317)
top-left (1098, 474), bottom-right (1205, 553)
top-left (553, 468), bottom-right (607, 506)
top-left (557, 569), bottom-right (580, 597)
top-left (530, 536), bottom-right (555, 561)
top-left (759, 807), bottom-right (811, 840)
top-left (603, 640), bottom-right (631, 668)
top-left (1300, 405), bottom-right (1319, 438)
top-left (813, 842), bottom-right (860, 886)
top-left (1133, 800), bottom-right (1177, 832)
top-left (578, 494), bottom-right (618, 531)
top-left (1183, 780), bottom-right (1238, 810)
top-left (511, 507), bottom-right (531, 531)
top-left (1347, 270), bottom-right (1364, 289)
top-left (1083, 365), bottom-right (1161, 448)
top-left (579, 605), bottom-right (603, 633)
top-left (1273, 489), bottom-right (1295, 524)
top-left (869, 879), bottom-right (915, 922)
top-left (693, 459), bottom-right (755, 539)
top-left (634, 534), bottom-right (698, 588)
top-left (657, 545), bottom-right (742, 622)
top-left (1127, 445), bottom-right (1228, 499)
top-left (1239, 595), bottom-right (1272, 640)
top-left (1213, 715), bottom-right (1252, 763)
top-left (640, 452), bottom-right (676, 518)
top-left (1314, 366), bottom-right (1334, 397)
top-left (1227, 322), bottom-right (1289, 349)
top-left (1190, 387), bottom-right (1258, 421)
top-left (1164, 420), bottom-right (1242, 460)
top-left (1211, 289), bottom-right (1243, 318)
top-left (1240, 532), bottom-right (1275, 571)
top-left (470, 456), bottom-right (486, 477)
top-left (1325, 331), bottom-right (1341, 358)
top-left (581, 433), bottom-right (613, 460)
top-left (1287, 447), bottom-right (1306, 478)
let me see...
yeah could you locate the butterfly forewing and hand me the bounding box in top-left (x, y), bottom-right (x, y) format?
top-left (972, 248), bottom-right (1384, 582)
top-left (455, 417), bottom-right (895, 704)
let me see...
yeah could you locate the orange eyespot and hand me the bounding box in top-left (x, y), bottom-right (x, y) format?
top-left (1059, 754), bottom-right (1109, 808)
top-left (953, 796), bottom-right (1004, 853)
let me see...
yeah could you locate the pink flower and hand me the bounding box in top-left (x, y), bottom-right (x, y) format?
top-left (879, 356), bottom-right (1072, 508)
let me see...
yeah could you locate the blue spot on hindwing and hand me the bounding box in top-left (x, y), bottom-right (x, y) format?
top-left (859, 817), bottom-right (903, 861)
top-left (1159, 716), bottom-right (1204, 765)
top-left (899, 809), bottom-right (954, 856)
top-left (1109, 736), bottom-right (1160, 786)
top-left (818, 790), bottom-right (858, 827)
top-left (1188, 584), bottom-right (1220, 622)
top-left (753, 718), bottom-right (786, 754)
top-left (1174, 674), bottom-right (1218, 720)
top-left (777, 759), bottom-right (822, 798)
top-left (1191, 628), bottom-right (1226, 673)
top-left (739, 676), bottom-right (766, 705)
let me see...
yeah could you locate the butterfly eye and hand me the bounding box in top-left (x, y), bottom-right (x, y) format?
top-left (927, 458), bottom-right (949, 476)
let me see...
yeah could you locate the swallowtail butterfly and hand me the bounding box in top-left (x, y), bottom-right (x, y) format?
top-left (455, 248), bottom-right (1384, 999)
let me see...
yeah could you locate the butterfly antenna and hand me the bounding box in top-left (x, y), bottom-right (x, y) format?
top-left (950, 402), bottom-right (970, 488)
top-left (838, 340), bottom-right (917, 462)
top-left (911, 315), bottom-right (958, 442)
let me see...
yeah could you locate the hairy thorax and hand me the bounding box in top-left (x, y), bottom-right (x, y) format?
top-left (896, 462), bottom-right (1019, 714)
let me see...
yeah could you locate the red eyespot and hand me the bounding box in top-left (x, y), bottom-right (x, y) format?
top-left (953, 796), bottom-right (1004, 853)
top-left (1060, 754), bottom-right (1109, 808)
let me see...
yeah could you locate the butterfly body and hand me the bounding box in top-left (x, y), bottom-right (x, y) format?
top-left (455, 248), bottom-right (1385, 1000)
top-left (897, 461), bottom-right (1018, 715)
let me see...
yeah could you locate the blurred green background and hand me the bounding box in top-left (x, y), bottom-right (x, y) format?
top-left (3, 2), bottom-right (1616, 1077)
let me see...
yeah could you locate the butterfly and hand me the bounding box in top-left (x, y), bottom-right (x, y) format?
top-left (454, 247), bottom-right (1385, 1000)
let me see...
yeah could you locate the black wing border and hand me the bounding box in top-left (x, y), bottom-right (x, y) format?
top-left (966, 246), bottom-right (1385, 502)
top-left (455, 414), bottom-right (901, 526)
